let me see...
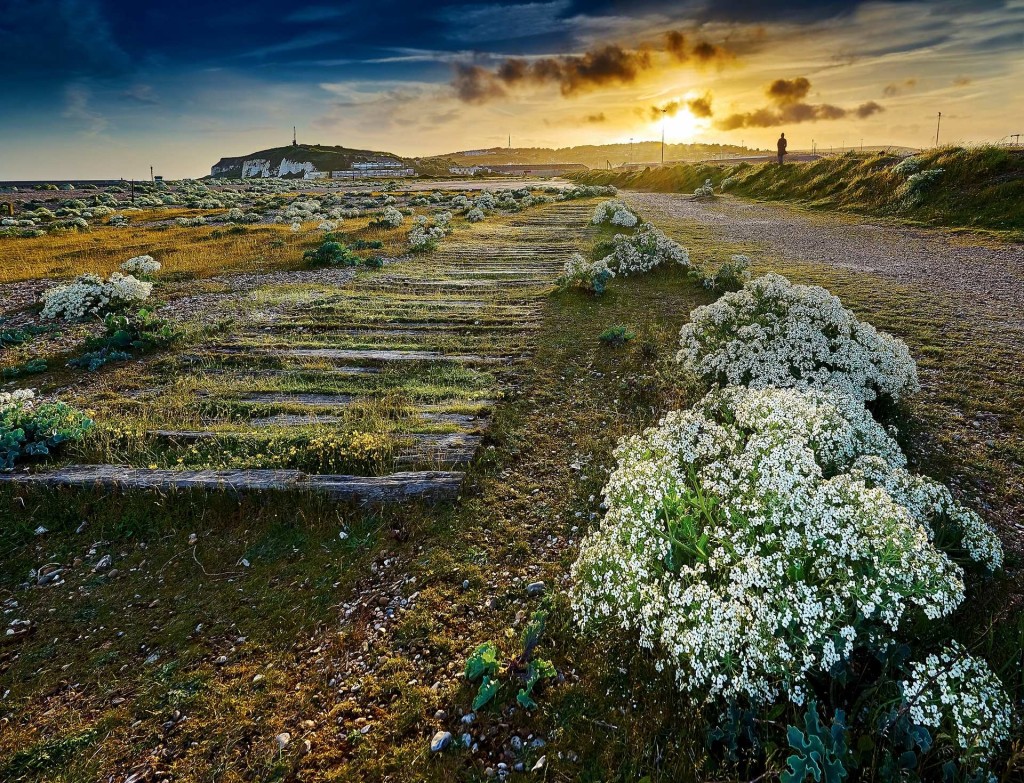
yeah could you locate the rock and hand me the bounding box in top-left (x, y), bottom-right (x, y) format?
top-left (510, 736), bottom-right (523, 751)
top-left (253, 674), bottom-right (265, 683)
top-left (300, 720), bottom-right (315, 730)
top-left (75, 520), bottom-right (88, 534)
top-left (532, 755), bottom-right (546, 772)
top-left (214, 656), bottom-right (228, 666)
top-left (36, 563), bottom-right (63, 586)
top-left (106, 569), bottom-right (119, 578)
top-left (188, 533), bottom-right (198, 545)
top-left (461, 712), bottom-right (475, 724)
top-left (462, 579), bottom-right (470, 590)
top-left (34, 526), bottom-right (48, 536)
top-left (275, 732), bottom-right (291, 750)
top-left (94, 554), bottom-right (113, 572)
top-left (526, 581), bottom-right (545, 597)
top-left (434, 710), bottom-right (447, 720)
top-left (461, 732), bottom-right (473, 747)
top-left (430, 730), bottom-right (452, 752)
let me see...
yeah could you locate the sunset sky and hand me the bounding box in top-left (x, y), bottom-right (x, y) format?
top-left (1, 0), bottom-right (1021, 179)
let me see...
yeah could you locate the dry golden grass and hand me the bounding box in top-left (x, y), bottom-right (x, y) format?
top-left (0, 214), bottom-right (409, 284)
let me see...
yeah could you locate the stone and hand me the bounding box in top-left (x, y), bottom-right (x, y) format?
top-left (532, 756), bottom-right (546, 772)
top-left (526, 581), bottom-right (545, 597)
top-left (430, 731), bottom-right (452, 752)
top-left (275, 732), bottom-right (291, 750)
top-left (94, 554), bottom-right (113, 572)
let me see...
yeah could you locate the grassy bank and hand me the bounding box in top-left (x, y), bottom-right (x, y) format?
top-left (572, 146), bottom-right (1024, 236)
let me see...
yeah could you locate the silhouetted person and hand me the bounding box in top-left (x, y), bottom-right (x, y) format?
top-left (777, 133), bottom-right (788, 165)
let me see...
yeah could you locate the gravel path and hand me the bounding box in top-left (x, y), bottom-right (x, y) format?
top-left (627, 193), bottom-right (1024, 333)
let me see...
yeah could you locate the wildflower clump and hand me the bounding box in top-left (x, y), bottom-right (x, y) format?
top-left (693, 179), bottom-right (715, 198)
top-left (466, 207), bottom-right (485, 223)
top-left (592, 200), bottom-right (638, 227)
top-left (899, 643), bottom-right (1014, 769)
top-left (0, 389), bottom-right (94, 469)
top-left (603, 222), bottom-right (689, 276)
top-left (408, 212), bottom-right (452, 251)
top-left (40, 273), bottom-right (153, 321)
top-left (571, 385), bottom-right (995, 707)
top-left (120, 255), bottom-right (161, 276)
top-left (377, 206), bottom-right (405, 228)
top-left (558, 252), bottom-right (615, 295)
top-left (677, 273), bottom-right (919, 404)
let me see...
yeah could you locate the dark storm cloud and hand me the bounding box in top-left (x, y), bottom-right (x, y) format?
top-left (717, 78), bottom-right (885, 129)
top-left (451, 29), bottom-right (734, 103)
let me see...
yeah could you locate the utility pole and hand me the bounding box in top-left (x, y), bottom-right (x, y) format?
top-left (660, 108), bottom-right (668, 166)
top-left (150, 165), bottom-right (154, 182)
top-left (935, 112), bottom-right (942, 147)
top-left (130, 179), bottom-right (135, 204)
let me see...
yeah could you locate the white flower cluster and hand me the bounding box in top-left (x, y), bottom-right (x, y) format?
top-left (678, 273), bottom-right (920, 403)
top-left (571, 386), bottom-right (984, 706)
top-left (120, 255), bottom-right (161, 275)
top-left (900, 642), bottom-right (1014, 765)
top-left (40, 272), bottom-right (153, 321)
top-left (602, 222), bottom-right (690, 276)
top-left (0, 389), bottom-right (36, 414)
top-left (466, 207), bottom-right (485, 223)
top-left (379, 206), bottom-right (405, 228)
top-left (892, 156), bottom-right (922, 177)
top-left (559, 184), bottom-right (617, 200)
top-left (592, 200), bottom-right (638, 227)
top-left (175, 216), bottom-right (206, 227)
top-left (408, 212), bottom-right (453, 250)
top-left (108, 214), bottom-right (130, 227)
top-left (560, 252), bottom-right (615, 294)
top-left (694, 179), bottom-right (715, 197)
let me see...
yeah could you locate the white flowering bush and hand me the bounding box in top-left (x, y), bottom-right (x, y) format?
top-left (466, 207), bottom-right (485, 223)
top-left (571, 385), bottom-right (987, 707)
top-left (559, 252), bottom-right (615, 295)
top-left (898, 168), bottom-right (945, 205)
top-left (694, 179), bottom-right (715, 197)
top-left (40, 273), bottom-right (153, 321)
top-left (678, 274), bottom-right (919, 404)
top-left (899, 642), bottom-right (1014, 768)
top-left (592, 200), bottom-right (638, 227)
top-left (175, 216), bottom-right (206, 227)
top-left (378, 206), bottom-right (405, 228)
top-left (892, 156), bottom-right (922, 177)
top-left (603, 222), bottom-right (689, 276)
top-left (120, 255), bottom-right (161, 276)
top-left (408, 212), bottom-right (453, 251)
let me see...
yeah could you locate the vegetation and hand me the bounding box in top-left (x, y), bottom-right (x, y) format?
top-left (571, 146), bottom-right (1024, 236)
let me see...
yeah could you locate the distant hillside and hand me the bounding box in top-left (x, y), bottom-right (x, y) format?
top-left (429, 142), bottom-right (763, 170)
top-left (208, 144), bottom-right (414, 178)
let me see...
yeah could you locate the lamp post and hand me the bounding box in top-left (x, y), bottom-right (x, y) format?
top-left (660, 108), bottom-right (668, 166)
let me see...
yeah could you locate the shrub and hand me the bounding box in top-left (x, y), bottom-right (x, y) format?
top-left (677, 273), bottom-right (919, 404)
top-left (898, 168), bottom-right (945, 205)
top-left (689, 254), bottom-right (751, 293)
top-left (376, 206), bottom-right (405, 228)
top-left (175, 216), bottom-right (206, 227)
top-left (694, 179), bottom-right (715, 197)
top-left (0, 389), bottom-right (94, 469)
top-left (303, 240), bottom-right (361, 267)
top-left (120, 254), bottom-right (161, 276)
top-left (40, 273), bottom-right (153, 321)
top-left (408, 212), bottom-right (452, 251)
top-left (467, 207), bottom-right (485, 223)
top-left (603, 222), bottom-right (689, 276)
top-left (570, 385), bottom-right (999, 707)
top-left (559, 252), bottom-right (615, 295)
top-left (598, 326), bottom-right (635, 346)
top-left (69, 309), bottom-right (181, 371)
top-left (892, 156), bottom-right (922, 177)
top-left (592, 199), bottom-right (638, 227)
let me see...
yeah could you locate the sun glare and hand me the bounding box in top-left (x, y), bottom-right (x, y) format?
top-left (655, 108), bottom-right (707, 141)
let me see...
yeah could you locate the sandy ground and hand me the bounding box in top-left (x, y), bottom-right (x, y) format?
top-left (627, 192), bottom-right (1024, 333)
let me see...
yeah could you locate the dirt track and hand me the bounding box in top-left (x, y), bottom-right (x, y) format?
top-left (627, 192), bottom-right (1024, 333)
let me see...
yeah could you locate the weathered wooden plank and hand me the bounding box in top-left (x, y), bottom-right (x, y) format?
top-left (0, 466), bottom-right (464, 502)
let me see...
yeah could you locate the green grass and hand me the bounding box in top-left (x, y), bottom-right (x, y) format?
top-left (572, 145), bottom-right (1024, 237)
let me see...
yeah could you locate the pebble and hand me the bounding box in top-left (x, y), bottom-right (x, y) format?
top-left (532, 755), bottom-right (547, 772)
top-left (430, 730), bottom-right (452, 752)
top-left (94, 554), bottom-right (113, 572)
top-left (526, 581), bottom-right (545, 597)
top-left (275, 732), bottom-right (291, 750)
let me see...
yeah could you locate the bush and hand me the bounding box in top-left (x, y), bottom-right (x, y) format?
top-left (694, 178), bottom-right (715, 197)
top-left (592, 199), bottom-right (638, 227)
top-left (689, 254), bottom-right (751, 293)
top-left (40, 273), bottom-right (153, 321)
top-left (570, 385), bottom-right (1000, 708)
top-left (602, 222), bottom-right (689, 276)
top-left (559, 252), bottom-right (615, 295)
top-left (68, 309), bottom-right (181, 371)
top-left (120, 254), bottom-right (161, 276)
top-left (303, 240), bottom-right (361, 267)
top-left (678, 273), bottom-right (919, 404)
top-left (0, 389), bottom-right (94, 469)
top-left (376, 206), bottom-right (405, 228)
top-left (467, 207), bottom-right (485, 223)
top-left (598, 326), bottom-right (635, 346)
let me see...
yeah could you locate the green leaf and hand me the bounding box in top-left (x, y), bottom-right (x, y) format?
top-left (516, 688), bottom-right (537, 711)
top-left (473, 676), bottom-right (498, 710)
top-left (465, 641), bottom-right (499, 681)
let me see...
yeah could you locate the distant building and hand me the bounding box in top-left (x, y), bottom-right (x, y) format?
top-left (449, 163), bottom-right (588, 177)
top-left (331, 158), bottom-right (414, 178)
